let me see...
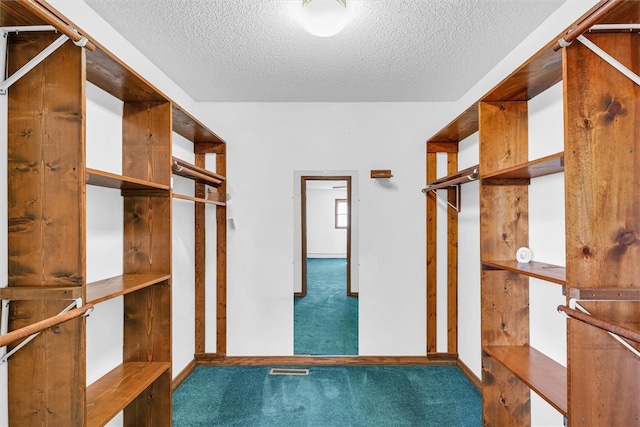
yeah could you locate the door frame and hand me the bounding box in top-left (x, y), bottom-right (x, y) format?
top-left (298, 175), bottom-right (355, 297)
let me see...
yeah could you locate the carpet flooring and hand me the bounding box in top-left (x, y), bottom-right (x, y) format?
top-left (172, 365), bottom-right (482, 426)
top-left (295, 258), bottom-right (358, 355)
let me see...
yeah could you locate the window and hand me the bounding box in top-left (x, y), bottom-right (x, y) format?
top-left (335, 199), bottom-right (348, 229)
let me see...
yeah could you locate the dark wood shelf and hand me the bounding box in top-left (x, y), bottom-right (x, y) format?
top-left (172, 192), bottom-right (226, 206)
top-left (482, 260), bottom-right (566, 285)
top-left (86, 362), bottom-right (170, 427)
top-left (172, 157), bottom-right (225, 186)
top-left (86, 168), bottom-right (170, 192)
top-left (172, 105), bottom-right (225, 145)
top-left (484, 345), bottom-right (567, 415)
top-left (482, 152), bottom-right (564, 182)
top-left (86, 274), bottom-right (170, 305)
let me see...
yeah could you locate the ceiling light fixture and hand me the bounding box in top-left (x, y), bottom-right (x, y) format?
top-left (300, 0), bottom-right (349, 38)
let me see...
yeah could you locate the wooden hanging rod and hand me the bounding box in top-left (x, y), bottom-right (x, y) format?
top-left (18, 0), bottom-right (96, 51)
top-left (553, 0), bottom-right (626, 51)
top-left (558, 305), bottom-right (640, 344)
top-left (422, 165), bottom-right (479, 193)
top-left (0, 304), bottom-right (93, 348)
top-left (172, 157), bottom-right (225, 186)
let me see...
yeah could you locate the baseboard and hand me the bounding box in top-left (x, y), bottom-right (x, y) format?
top-left (172, 358), bottom-right (197, 392)
top-left (456, 358), bottom-right (482, 391)
top-left (194, 353), bottom-right (457, 366)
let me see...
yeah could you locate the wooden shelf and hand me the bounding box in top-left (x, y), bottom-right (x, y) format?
top-left (172, 192), bottom-right (226, 206)
top-left (0, 286), bottom-right (82, 300)
top-left (484, 345), bottom-right (567, 415)
top-left (86, 362), bottom-right (170, 427)
top-left (172, 105), bottom-right (225, 145)
top-left (86, 274), bottom-right (170, 305)
top-left (482, 260), bottom-right (566, 285)
top-left (172, 157), bottom-right (225, 186)
top-left (86, 168), bottom-right (170, 192)
top-left (482, 152), bottom-right (564, 182)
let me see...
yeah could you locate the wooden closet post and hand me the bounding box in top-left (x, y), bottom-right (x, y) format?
top-left (194, 153), bottom-right (206, 354)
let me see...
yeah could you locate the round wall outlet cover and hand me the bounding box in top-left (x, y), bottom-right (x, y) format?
top-left (516, 247), bottom-right (532, 263)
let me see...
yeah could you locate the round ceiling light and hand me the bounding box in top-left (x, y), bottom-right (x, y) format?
top-left (300, 0), bottom-right (350, 37)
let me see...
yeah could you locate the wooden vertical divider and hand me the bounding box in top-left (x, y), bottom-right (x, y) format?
top-left (216, 148), bottom-right (227, 355)
top-left (446, 153), bottom-right (458, 354)
top-left (7, 32), bottom-right (86, 426)
top-left (426, 151), bottom-right (437, 354)
top-left (194, 153), bottom-right (206, 354)
top-left (479, 101), bottom-right (530, 425)
top-left (122, 101), bottom-right (172, 424)
top-left (564, 32), bottom-right (640, 426)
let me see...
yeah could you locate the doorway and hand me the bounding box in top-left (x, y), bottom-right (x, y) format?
top-left (295, 176), bottom-right (358, 355)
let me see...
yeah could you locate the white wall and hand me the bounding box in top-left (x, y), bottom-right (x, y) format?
top-left (197, 102), bottom-right (449, 356)
top-left (306, 186), bottom-right (348, 258)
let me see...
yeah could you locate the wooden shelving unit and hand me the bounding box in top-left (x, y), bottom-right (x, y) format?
top-left (426, 1), bottom-right (640, 425)
top-left (1, 1), bottom-right (227, 425)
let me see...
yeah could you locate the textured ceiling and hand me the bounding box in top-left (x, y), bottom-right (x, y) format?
top-left (82, 0), bottom-right (568, 102)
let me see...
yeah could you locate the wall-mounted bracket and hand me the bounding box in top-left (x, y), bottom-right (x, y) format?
top-left (0, 25), bottom-right (81, 95)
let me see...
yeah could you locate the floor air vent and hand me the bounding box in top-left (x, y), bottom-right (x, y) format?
top-left (269, 368), bottom-right (309, 376)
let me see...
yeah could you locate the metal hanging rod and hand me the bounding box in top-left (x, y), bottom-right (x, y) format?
top-left (553, 0), bottom-right (625, 50)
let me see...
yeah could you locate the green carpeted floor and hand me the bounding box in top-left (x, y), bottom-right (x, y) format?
top-left (172, 365), bottom-right (481, 426)
top-left (295, 258), bottom-right (358, 355)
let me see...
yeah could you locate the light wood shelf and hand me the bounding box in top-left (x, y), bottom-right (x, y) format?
top-left (86, 168), bottom-right (170, 192)
top-left (482, 152), bottom-right (564, 182)
top-left (484, 345), bottom-right (567, 415)
top-left (482, 260), bottom-right (566, 285)
top-left (86, 362), bottom-right (170, 427)
top-left (86, 274), bottom-right (170, 305)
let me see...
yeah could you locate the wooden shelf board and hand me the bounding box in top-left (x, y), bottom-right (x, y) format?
top-left (86, 274), bottom-right (170, 305)
top-left (482, 152), bottom-right (564, 181)
top-left (86, 168), bottom-right (170, 191)
top-left (484, 345), bottom-right (567, 415)
top-left (86, 362), bottom-right (170, 427)
top-left (569, 287), bottom-right (640, 301)
top-left (482, 260), bottom-right (566, 285)
top-left (426, 164), bottom-right (479, 188)
top-left (172, 105), bottom-right (226, 145)
top-left (172, 157), bottom-right (225, 186)
top-left (427, 104), bottom-right (479, 144)
top-left (172, 192), bottom-right (226, 206)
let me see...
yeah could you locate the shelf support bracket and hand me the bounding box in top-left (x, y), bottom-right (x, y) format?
top-left (576, 33), bottom-right (640, 88)
top-left (0, 25), bottom-right (85, 95)
top-left (559, 299), bottom-right (640, 358)
top-left (426, 185), bottom-right (461, 212)
top-left (0, 298), bottom-right (89, 364)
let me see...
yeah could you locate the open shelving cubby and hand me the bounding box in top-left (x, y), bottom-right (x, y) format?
top-left (1, 0), bottom-right (227, 425)
top-left (425, 1), bottom-right (640, 425)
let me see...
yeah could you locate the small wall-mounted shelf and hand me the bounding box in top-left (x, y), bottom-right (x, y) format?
top-left (172, 157), bottom-right (225, 187)
top-left (370, 169), bottom-right (393, 179)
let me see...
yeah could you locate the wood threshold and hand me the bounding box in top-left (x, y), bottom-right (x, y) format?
top-left (172, 192), bottom-right (226, 206)
top-left (482, 152), bottom-right (564, 181)
top-left (484, 345), bottom-right (567, 415)
top-left (86, 362), bottom-right (170, 427)
top-left (86, 274), bottom-right (170, 305)
top-left (194, 354), bottom-right (456, 366)
top-left (86, 168), bottom-right (170, 191)
top-left (482, 260), bottom-right (566, 285)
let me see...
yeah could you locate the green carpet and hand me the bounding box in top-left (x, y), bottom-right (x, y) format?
top-left (295, 258), bottom-right (358, 355)
top-left (172, 365), bottom-right (482, 426)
